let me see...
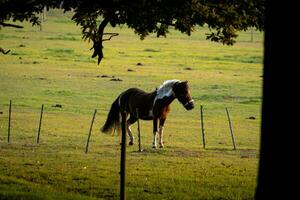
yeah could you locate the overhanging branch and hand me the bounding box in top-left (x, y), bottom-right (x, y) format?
top-left (0, 47), bottom-right (10, 54)
top-left (0, 22), bottom-right (23, 29)
top-left (102, 33), bottom-right (119, 41)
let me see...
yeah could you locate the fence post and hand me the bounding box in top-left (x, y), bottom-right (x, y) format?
top-left (8, 100), bottom-right (12, 143)
top-left (136, 108), bottom-right (142, 152)
top-left (85, 109), bottom-right (97, 154)
top-left (225, 107), bottom-right (237, 150)
top-left (250, 27), bottom-right (254, 42)
top-left (200, 105), bottom-right (206, 149)
top-left (120, 112), bottom-right (127, 200)
top-left (36, 104), bottom-right (44, 144)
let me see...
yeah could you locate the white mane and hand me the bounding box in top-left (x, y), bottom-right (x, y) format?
top-left (154, 80), bottom-right (180, 105)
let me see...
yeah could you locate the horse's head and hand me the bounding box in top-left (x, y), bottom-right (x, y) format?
top-left (173, 81), bottom-right (194, 110)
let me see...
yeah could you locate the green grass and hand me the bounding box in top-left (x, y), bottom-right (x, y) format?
top-left (0, 9), bottom-right (263, 199)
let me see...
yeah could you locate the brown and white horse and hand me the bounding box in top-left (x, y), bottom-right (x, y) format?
top-left (101, 80), bottom-right (194, 148)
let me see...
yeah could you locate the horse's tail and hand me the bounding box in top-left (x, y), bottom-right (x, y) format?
top-left (101, 96), bottom-right (121, 134)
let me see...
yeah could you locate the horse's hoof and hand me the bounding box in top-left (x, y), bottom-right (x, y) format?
top-left (129, 141), bottom-right (134, 146)
top-left (152, 145), bottom-right (157, 149)
top-left (159, 142), bottom-right (164, 148)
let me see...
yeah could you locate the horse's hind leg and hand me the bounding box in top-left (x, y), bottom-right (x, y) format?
top-left (127, 115), bottom-right (137, 146)
top-left (158, 118), bottom-right (166, 148)
top-left (152, 117), bottom-right (158, 148)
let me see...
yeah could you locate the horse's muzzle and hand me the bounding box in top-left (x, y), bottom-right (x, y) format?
top-left (184, 99), bottom-right (194, 110)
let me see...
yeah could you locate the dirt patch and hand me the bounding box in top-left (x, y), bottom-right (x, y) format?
top-left (110, 78), bottom-right (122, 81)
top-left (184, 67), bottom-right (192, 70)
top-left (96, 75), bottom-right (114, 78)
top-left (52, 104), bottom-right (62, 108)
top-left (131, 147), bottom-right (202, 158)
top-left (169, 149), bottom-right (202, 158)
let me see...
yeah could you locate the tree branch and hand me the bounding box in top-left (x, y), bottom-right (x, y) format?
top-left (102, 33), bottom-right (119, 41)
top-left (0, 22), bottom-right (23, 29)
top-left (0, 47), bottom-right (10, 55)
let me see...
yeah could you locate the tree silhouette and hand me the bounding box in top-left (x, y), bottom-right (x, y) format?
top-left (255, 1), bottom-right (299, 199)
top-left (1, 0), bottom-right (265, 64)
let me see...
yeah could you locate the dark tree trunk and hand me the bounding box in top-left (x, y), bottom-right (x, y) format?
top-left (91, 18), bottom-right (109, 65)
top-left (255, 1), bottom-right (300, 199)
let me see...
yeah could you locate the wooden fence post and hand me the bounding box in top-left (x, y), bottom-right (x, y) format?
top-left (225, 107), bottom-right (237, 150)
top-left (36, 104), bottom-right (44, 144)
top-left (136, 108), bottom-right (142, 152)
top-left (250, 27), bottom-right (254, 42)
top-left (8, 100), bottom-right (12, 143)
top-left (120, 112), bottom-right (127, 200)
top-left (85, 109), bottom-right (97, 154)
top-left (200, 105), bottom-right (206, 149)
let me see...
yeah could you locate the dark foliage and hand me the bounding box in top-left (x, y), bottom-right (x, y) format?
top-left (0, 0), bottom-right (265, 64)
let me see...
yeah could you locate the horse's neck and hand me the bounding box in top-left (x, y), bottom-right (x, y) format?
top-left (153, 92), bottom-right (176, 107)
top-left (164, 94), bottom-right (175, 105)
top-left (149, 90), bottom-right (158, 104)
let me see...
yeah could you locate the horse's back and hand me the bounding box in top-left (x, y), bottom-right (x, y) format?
top-left (121, 88), bottom-right (151, 99)
top-left (119, 87), bottom-right (156, 119)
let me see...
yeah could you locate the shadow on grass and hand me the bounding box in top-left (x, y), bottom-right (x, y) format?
top-left (204, 147), bottom-right (259, 158)
top-left (129, 146), bottom-right (203, 158)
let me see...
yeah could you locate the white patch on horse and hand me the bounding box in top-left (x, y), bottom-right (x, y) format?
top-left (153, 131), bottom-right (157, 148)
top-left (158, 126), bottom-right (164, 148)
top-left (154, 80), bottom-right (180, 106)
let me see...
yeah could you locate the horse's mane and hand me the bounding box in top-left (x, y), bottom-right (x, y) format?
top-left (155, 80), bottom-right (180, 103)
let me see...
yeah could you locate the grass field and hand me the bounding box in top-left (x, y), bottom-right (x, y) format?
top-left (0, 9), bottom-right (263, 199)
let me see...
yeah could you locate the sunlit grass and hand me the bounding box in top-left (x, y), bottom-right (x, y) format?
top-left (0, 9), bottom-right (263, 199)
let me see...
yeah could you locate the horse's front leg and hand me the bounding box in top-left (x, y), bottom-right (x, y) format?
top-left (158, 118), bottom-right (166, 148)
top-left (152, 117), bottom-right (158, 148)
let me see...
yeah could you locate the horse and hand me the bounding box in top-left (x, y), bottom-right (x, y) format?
top-left (101, 80), bottom-right (194, 148)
